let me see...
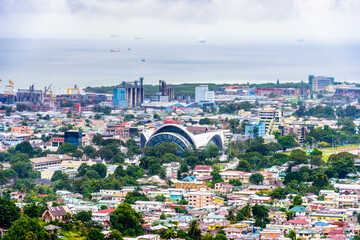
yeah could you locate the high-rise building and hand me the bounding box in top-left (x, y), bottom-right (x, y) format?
top-left (113, 88), bottom-right (128, 108)
top-left (309, 75), bottom-right (334, 91)
top-left (195, 85), bottom-right (215, 106)
top-left (64, 131), bottom-right (82, 146)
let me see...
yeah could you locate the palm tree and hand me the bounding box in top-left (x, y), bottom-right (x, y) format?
top-left (188, 220), bottom-right (201, 240)
top-left (201, 233), bottom-right (215, 240)
top-left (303, 172), bottom-right (309, 183)
top-left (63, 212), bottom-right (72, 223)
top-left (163, 228), bottom-right (176, 240)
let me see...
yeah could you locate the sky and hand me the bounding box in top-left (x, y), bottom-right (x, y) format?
top-left (0, 0), bottom-right (360, 43)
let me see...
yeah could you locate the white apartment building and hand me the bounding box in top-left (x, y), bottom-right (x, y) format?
top-left (195, 85), bottom-right (215, 106)
top-left (162, 162), bottom-right (181, 178)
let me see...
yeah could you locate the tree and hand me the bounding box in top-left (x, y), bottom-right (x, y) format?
top-left (269, 187), bottom-right (286, 199)
top-left (163, 228), bottom-right (176, 240)
top-left (51, 170), bottom-right (65, 181)
top-left (312, 173), bottom-right (329, 188)
top-left (214, 234), bottom-right (227, 240)
top-left (78, 163), bottom-right (90, 177)
top-left (96, 147), bottom-right (114, 161)
top-left (110, 202), bottom-right (143, 236)
top-left (160, 153), bottom-right (180, 163)
top-left (236, 160), bottom-right (252, 172)
top-left (201, 233), bottom-right (215, 240)
top-left (288, 149), bottom-right (308, 165)
top-left (92, 134), bottom-right (104, 146)
top-left (75, 211), bottom-right (92, 223)
top-left (199, 118), bottom-right (211, 125)
top-left (124, 191), bottom-right (149, 204)
top-left (111, 153), bottom-right (125, 164)
top-left (114, 165), bottom-right (126, 178)
top-left (293, 195), bottom-right (303, 206)
top-left (252, 204), bottom-right (270, 228)
top-left (176, 230), bottom-right (188, 239)
top-left (249, 173), bottom-right (264, 185)
top-left (85, 170), bottom-right (101, 180)
top-left (83, 146), bottom-right (96, 156)
top-left (11, 161), bottom-right (32, 178)
top-left (108, 229), bottom-right (124, 240)
top-left (87, 228), bottom-right (105, 240)
top-left (277, 135), bottom-right (297, 150)
top-left (179, 163), bottom-right (189, 173)
top-left (329, 154), bottom-right (356, 178)
top-left (155, 194), bottom-right (166, 202)
top-left (92, 163), bottom-right (107, 178)
top-left (252, 204), bottom-right (269, 219)
top-left (175, 207), bottom-right (183, 213)
top-left (285, 229), bottom-right (296, 240)
top-left (23, 202), bottom-right (45, 218)
top-left (10, 153), bottom-right (30, 164)
top-left (211, 171), bottom-right (223, 185)
top-left (73, 150), bottom-right (83, 159)
top-left (188, 220), bottom-right (201, 240)
top-left (57, 142), bottom-right (78, 154)
top-left (15, 142), bottom-right (34, 157)
top-left (0, 198), bottom-right (21, 228)
top-left (3, 215), bottom-right (48, 240)
top-left (229, 179), bottom-right (242, 186)
top-left (0, 170), bottom-right (7, 185)
top-left (67, 111), bottom-right (72, 118)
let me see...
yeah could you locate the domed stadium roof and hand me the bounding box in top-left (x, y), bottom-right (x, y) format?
top-left (141, 124), bottom-right (224, 152)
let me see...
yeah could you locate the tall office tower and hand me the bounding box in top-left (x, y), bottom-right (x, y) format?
top-left (309, 75), bottom-right (334, 91)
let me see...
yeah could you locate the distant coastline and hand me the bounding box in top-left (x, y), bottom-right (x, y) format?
top-left (85, 82), bottom-right (309, 97)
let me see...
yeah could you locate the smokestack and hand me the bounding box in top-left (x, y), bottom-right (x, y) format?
top-left (140, 77), bottom-right (144, 87)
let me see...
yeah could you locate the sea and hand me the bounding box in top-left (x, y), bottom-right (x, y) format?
top-left (0, 38), bottom-right (360, 93)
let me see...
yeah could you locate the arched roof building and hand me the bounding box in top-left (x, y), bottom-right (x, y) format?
top-left (141, 124), bottom-right (224, 152)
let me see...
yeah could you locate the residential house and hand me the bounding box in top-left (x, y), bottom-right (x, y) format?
top-left (42, 206), bottom-right (72, 222)
top-left (219, 171), bottom-right (250, 184)
top-left (193, 165), bottom-right (213, 177)
top-left (251, 196), bottom-right (272, 205)
top-left (295, 229), bottom-right (321, 240)
top-left (92, 208), bottom-right (115, 228)
top-left (288, 206), bottom-right (306, 217)
top-left (214, 182), bottom-right (234, 193)
top-left (260, 229), bottom-right (281, 240)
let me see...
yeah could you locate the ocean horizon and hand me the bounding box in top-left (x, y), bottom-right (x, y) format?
top-left (0, 38), bottom-right (360, 94)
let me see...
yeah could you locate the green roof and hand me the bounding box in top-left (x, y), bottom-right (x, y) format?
top-left (288, 206), bottom-right (306, 212)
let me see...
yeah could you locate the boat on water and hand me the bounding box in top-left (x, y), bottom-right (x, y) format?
top-left (141, 59), bottom-right (146, 62)
top-left (197, 38), bottom-right (206, 43)
top-left (110, 48), bottom-right (120, 52)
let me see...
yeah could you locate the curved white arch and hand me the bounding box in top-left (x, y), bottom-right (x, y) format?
top-left (152, 124), bottom-right (198, 148)
top-left (146, 132), bottom-right (191, 151)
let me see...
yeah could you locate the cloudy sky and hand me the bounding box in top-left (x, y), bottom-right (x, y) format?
top-left (1, 0), bottom-right (359, 43)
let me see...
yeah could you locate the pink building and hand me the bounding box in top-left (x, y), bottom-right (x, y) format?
top-left (11, 126), bottom-right (31, 134)
top-left (188, 192), bottom-right (215, 208)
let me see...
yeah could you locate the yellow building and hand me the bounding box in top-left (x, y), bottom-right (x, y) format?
top-left (228, 223), bottom-right (250, 231)
top-left (215, 196), bottom-right (224, 205)
top-left (269, 211), bottom-right (287, 221)
top-left (272, 199), bottom-right (291, 208)
top-left (310, 213), bottom-right (348, 221)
